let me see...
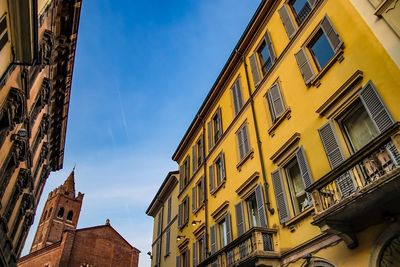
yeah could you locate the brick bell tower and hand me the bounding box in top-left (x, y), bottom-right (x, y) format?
top-left (30, 169), bottom-right (84, 252)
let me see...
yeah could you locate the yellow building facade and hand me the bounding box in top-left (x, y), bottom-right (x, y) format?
top-left (148, 0), bottom-right (400, 266)
top-left (147, 171), bottom-right (180, 267)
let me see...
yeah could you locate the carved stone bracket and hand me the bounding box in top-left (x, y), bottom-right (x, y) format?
top-left (0, 88), bottom-right (26, 149)
top-left (41, 30), bottom-right (55, 66)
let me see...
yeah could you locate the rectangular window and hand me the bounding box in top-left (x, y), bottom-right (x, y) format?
top-left (197, 177), bottom-right (204, 206)
top-left (266, 83), bottom-right (286, 123)
top-left (340, 100), bottom-right (379, 151)
top-left (157, 211), bottom-right (162, 236)
top-left (196, 136), bottom-right (204, 167)
top-left (179, 156), bottom-right (191, 191)
top-left (257, 41), bottom-right (272, 76)
top-left (180, 248), bottom-right (189, 267)
top-left (284, 158), bottom-right (309, 214)
top-left (197, 236), bottom-right (205, 263)
top-left (236, 123), bottom-right (251, 160)
top-left (289, 0), bottom-right (312, 24)
top-left (209, 153), bottom-right (226, 193)
top-left (0, 15), bottom-right (8, 52)
top-left (178, 196), bottom-right (189, 229)
top-left (246, 194), bottom-right (260, 227)
top-left (167, 196), bottom-right (172, 223)
top-left (213, 110), bottom-right (222, 143)
top-left (219, 219), bottom-right (228, 248)
top-left (208, 108), bottom-right (223, 151)
top-left (231, 78), bottom-right (244, 115)
top-left (215, 154), bottom-right (225, 186)
top-left (308, 30), bottom-right (335, 70)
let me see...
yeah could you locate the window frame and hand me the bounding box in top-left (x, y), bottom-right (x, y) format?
top-left (284, 157), bottom-right (308, 215)
top-left (214, 154), bottom-right (225, 186)
top-left (212, 110), bottom-right (222, 143)
top-left (307, 29), bottom-right (335, 71)
top-left (288, 0), bottom-right (313, 25)
top-left (245, 193), bottom-right (261, 228)
top-left (178, 195), bottom-right (190, 229)
top-left (218, 218), bottom-right (228, 249)
top-left (265, 81), bottom-right (287, 124)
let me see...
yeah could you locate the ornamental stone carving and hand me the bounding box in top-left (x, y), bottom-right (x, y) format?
top-left (41, 30), bottom-right (55, 66)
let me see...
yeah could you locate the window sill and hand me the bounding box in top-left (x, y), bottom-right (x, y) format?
top-left (236, 150), bottom-right (254, 171)
top-left (268, 108), bottom-right (292, 137)
top-left (193, 202), bottom-right (205, 215)
top-left (210, 180), bottom-right (226, 197)
top-left (310, 48), bottom-right (344, 88)
top-left (284, 206), bottom-right (314, 227)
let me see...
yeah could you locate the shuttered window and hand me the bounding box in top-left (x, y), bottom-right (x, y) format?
top-left (178, 196), bottom-right (189, 229)
top-left (0, 15), bottom-right (8, 52)
top-left (208, 108), bottom-right (223, 151)
top-left (271, 169), bottom-right (290, 223)
top-left (231, 78), bottom-right (244, 115)
top-left (235, 202), bottom-right (245, 236)
top-left (295, 48), bottom-right (315, 85)
top-left (157, 211), bottom-right (163, 236)
top-left (210, 224), bottom-right (217, 254)
top-left (236, 123), bottom-right (251, 160)
top-left (167, 196), bottom-right (172, 223)
top-left (215, 152), bottom-right (226, 186)
top-left (249, 31), bottom-right (276, 87)
top-left (278, 4), bottom-right (297, 39)
top-left (319, 122), bottom-right (355, 197)
top-left (179, 156), bottom-right (191, 192)
top-left (192, 186), bottom-right (197, 213)
top-left (266, 83), bottom-right (286, 123)
top-left (254, 185), bottom-right (268, 227)
top-left (165, 228), bottom-right (171, 255)
top-left (192, 241), bottom-right (197, 267)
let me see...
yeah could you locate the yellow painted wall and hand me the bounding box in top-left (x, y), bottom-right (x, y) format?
top-left (170, 0), bottom-right (400, 265)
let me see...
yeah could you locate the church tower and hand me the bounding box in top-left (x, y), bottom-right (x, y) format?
top-left (30, 170), bottom-right (84, 252)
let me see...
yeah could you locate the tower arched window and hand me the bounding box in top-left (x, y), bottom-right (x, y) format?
top-left (67, 210), bottom-right (73, 221)
top-left (57, 207), bottom-right (64, 218)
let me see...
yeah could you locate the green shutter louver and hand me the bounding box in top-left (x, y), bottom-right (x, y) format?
top-left (295, 48), bottom-right (315, 85)
top-left (255, 184), bottom-right (267, 227)
top-left (249, 53), bottom-right (262, 87)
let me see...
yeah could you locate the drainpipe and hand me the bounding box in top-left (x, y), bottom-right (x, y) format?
top-left (237, 49), bottom-right (275, 215)
top-left (200, 115), bottom-right (210, 255)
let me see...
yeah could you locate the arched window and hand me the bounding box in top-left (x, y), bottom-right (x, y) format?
top-left (67, 210), bottom-right (73, 221)
top-left (57, 207), bottom-right (64, 218)
top-left (48, 207), bottom-right (53, 218)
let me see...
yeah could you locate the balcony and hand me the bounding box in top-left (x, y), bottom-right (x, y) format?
top-left (307, 122), bottom-right (400, 248)
top-left (198, 227), bottom-right (279, 267)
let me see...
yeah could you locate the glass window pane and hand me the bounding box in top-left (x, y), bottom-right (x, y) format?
top-left (309, 31), bottom-right (335, 69)
top-left (342, 103), bottom-right (379, 151)
top-left (219, 220), bottom-right (227, 247)
top-left (286, 159), bottom-right (307, 214)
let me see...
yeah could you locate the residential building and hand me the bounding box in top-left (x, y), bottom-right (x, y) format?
top-left (146, 171), bottom-right (179, 267)
top-left (0, 0), bottom-right (82, 265)
top-left (167, 0), bottom-right (400, 266)
top-left (18, 171), bottom-right (140, 267)
top-left (350, 0), bottom-right (400, 67)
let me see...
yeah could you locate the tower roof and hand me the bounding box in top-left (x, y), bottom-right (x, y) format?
top-left (63, 169), bottom-right (75, 195)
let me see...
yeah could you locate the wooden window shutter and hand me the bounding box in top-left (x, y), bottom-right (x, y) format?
top-left (166, 228), bottom-right (171, 255)
top-left (199, 136), bottom-right (204, 165)
top-left (268, 83), bottom-right (285, 121)
top-left (255, 184), bottom-right (267, 227)
top-left (320, 16), bottom-right (342, 53)
top-left (155, 241), bottom-right (160, 264)
top-left (178, 203), bottom-right (183, 228)
top-left (295, 147), bottom-right (313, 201)
top-left (225, 213), bottom-right (232, 244)
top-left (235, 202), bottom-right (245, 236)
top-left (202, 233), bottom-right (207, 260)
top-left (318, 122), bottom-right (355, 197)
top-left (221, 153), bottom-right (226, 181)
top-left (295, 48), bottom-right (315, 85)
top-left (242, 125), bottom-right (250, 156)
top-left (360, 81), bottom-right (394, 133)
top-left (193, 241), bottom-right (197, 267)
top-left (209, 165), bottom-right (215, 193)
top-left (192, 145), bottom-right (197, 173)
top-left (192, 186), bottom-right (197, 213)
top-left (249, 53), bottom-right (262, 87)
top-left (185, 197), bottom-right (189, 224)
top-left (179, 165), bottom-right (184, 191)
top-left (264, 31), bottom-right (276, 64)
top-left (186, 156), bottom-right (191, 179)
top-left (217, 108), bottom-right (223, 139)
top-left (271, 169), bottom-right (290, 223)
top-left (232, 79), bottom-right (243, 115)
top-left (360, 81), bottom-right (400, 164)
top-left (237, 129), bottom-right (245, 160)
top-left (207, 121), bottom-right (213, 151)
top-left (176, 256), bottom-right (180, 267)
top-left (308, 0), bottom-right (317, 6)
top-left (278, 4), bottom-right (297, 39)
top-left (167, 197), bottom-right (172, 223)
top-left (210, 224), bottom-right (217, 254)
top-left (200, 176), bottom-right (205, 204)
top-left (185, 249), bottom-right (190, 267)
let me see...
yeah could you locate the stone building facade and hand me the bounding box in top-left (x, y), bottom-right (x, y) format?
top-left (0, 0), bottom-right (82, 266)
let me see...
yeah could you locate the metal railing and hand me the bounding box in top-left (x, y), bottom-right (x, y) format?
top-left (199, 227), bottom-right (275, 267)
top-left (307, 123), bottom-right (400, 215)
top-left (295, 2), bottom-right (312, 25)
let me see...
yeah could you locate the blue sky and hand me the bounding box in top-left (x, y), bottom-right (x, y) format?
top-left (23, 0), bottom-right (260, 266)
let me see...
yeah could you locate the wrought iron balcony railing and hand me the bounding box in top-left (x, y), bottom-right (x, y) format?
top-left (307, 122), bottom-right (400, 216)
top-left (198, 227), bottom-right (277, 267)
